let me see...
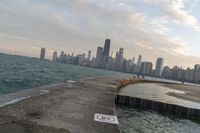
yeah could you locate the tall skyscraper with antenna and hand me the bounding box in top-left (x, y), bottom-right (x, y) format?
top-left (101, 37), bottom-right (111, 67)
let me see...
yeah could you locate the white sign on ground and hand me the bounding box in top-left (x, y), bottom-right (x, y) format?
top-left (94, 113), bottom-right (119, 124)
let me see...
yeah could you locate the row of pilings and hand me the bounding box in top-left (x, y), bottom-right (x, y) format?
top-left (115, 79), bottom-right (200, 121)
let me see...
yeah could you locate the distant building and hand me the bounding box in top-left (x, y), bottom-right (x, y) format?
top-left (115, 48), bottom-right (124, 71)
top-left (140, 61), bottom-right (153, 75)
top-left (60, 51), bottom-right (65, 60)
top-left (122, 59), bottom-right (129, 72)
top-left (171, 66), bottom-right (179, 80)
top-left (96, 47), bottom-right (103, 66)
top-left (177, 67), bottom-right (186, 81)
top-left (146, 62), bottom-right (153, 75)
top-left (52, 51), bottom-right (58, 62)
top-left (194, 64), bottom-right (200, 83)
top-left (101, 39), bottom-right (111, 67)
top-left (82, 53), bottom-right (86, 59)
top-left (87, 50), bottom-right (92, 61)
top-left (162, 66), bottom-right (171, 78)
top-left (132, 57), bottom-right (135, 65)
top-left (127, 59), bottom-right (134, 73)
top-left (155, 58), bottom-right (164, 77)
top-left (75, 54), bottom-right (85, 65)
top-left (106, 56), bottom-right (115, 70)
top-left (137, 55), bottom-right (142, 66)
top-left (91, 56), bottom-right (97, 67)
top-left (103, 39), bottom-right (111, 59)
top-left (40, 48), bottom-right (46, 60)
top-left (133, 65), bottom-right (141, 74)
top-left (185, 68), bottom-right (194, 82)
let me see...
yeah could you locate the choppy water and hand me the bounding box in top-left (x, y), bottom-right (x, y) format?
top-left (0, 53), bottom-right (131, 95)
top-left (117, 107), bottom-right (200, 133)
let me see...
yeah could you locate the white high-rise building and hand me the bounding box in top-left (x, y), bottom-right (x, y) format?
top-left (155, 58), bottom-right (164, 77)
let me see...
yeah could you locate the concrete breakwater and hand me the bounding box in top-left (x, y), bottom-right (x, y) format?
top-left (115, 79), bottom-right (200, 120)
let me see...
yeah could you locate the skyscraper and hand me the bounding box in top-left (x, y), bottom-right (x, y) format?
top-left (96, 47), bottom-right (103, 63)
top-left (162, 66), bottom-right (172, 78)
top-left (194, 64), bottom-right (200, 82)
top-left (60, 51), bottom-right (65, 60)
top-left (132, 57), bottom-right (135, 65)
top-left (119, 48), bottom-right (124, 57)
top-left (137, 55), bottom-right (142, 66)
top-left (115, 48), bottom-right (124, 71)
top-left (122, 59), bottom-right (128, 72)
top-left (155, 58), bottom-right (164, 77)
top-left (102, 39), bottom-right (111, 63)
top-left (140, 62), bottom-right (152, 75)
top-left (40, 48), bottom-right (46, 60)
top-left (52, 51), bottom-right (58, 62)
top-left (185, 68), bottom-right (194, 82)
top-left (87, 50), bottom-right (92, 61)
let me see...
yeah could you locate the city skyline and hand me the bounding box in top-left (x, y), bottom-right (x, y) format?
top-left (43, 38), bottom-right (200, 83)
top-left (1, 0), bottom-right (200, 68)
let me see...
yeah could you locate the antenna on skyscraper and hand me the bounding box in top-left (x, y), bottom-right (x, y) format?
top-left (106, 32), bottom-right (110, 39)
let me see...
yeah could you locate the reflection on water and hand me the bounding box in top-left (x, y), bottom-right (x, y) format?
top-left (117, 106), bottom-right (200, 133)
top-left (119, 83), bottom-right (200, 109)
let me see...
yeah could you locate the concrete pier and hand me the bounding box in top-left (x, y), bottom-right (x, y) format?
top-left (0, 77), bottom-right (120, 133)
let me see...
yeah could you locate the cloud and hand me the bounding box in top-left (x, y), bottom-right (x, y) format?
top-left (141, 0), bottom-right (200, 32)
top-left (0, 0), bottom-right (199, 68)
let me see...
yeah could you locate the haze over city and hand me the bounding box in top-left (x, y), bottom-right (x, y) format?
top-left (0, 0), bottom-right (200, 68)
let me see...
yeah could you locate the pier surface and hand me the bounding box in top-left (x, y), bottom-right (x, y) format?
top-left (0, 77), bottom-right (120, 133)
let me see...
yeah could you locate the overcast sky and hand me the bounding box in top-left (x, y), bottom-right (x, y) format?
top-left (0, 0), bottom-right (200, 68)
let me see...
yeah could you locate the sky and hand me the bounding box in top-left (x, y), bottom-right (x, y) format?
top-left (0, 0), bottom-right (200, 68)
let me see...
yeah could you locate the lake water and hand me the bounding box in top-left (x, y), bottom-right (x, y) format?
top-left (0, 53), bottom-right (131, 95)
top-left (117, 106), bottom-right (200, 133)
